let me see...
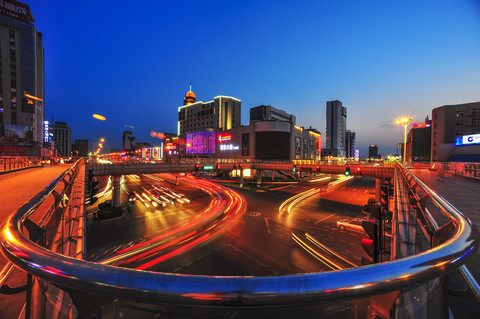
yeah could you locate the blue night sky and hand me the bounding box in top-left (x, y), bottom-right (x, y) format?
top-left (29, 0), bottom-right (480, 156)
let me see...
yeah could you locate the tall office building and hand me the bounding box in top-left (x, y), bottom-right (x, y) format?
top-left (178, 87), bottom-right (241, 138)
top-left (323, 100), bottom-right (347, 157)
top-left (369, 144), bottom-right (378, 159)
top-left (345, 130), bottom-right (356, 158)
top-left (122, 130), bottom-right (137, 150)
top-left (51, 121), bottom-right (71, 156)
top-left (250, 105), bottom-right (296, 125)
top-left (0, 1), bottom-right (44, 143)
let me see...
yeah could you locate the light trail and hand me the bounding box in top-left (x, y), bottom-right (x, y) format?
top-left (98, 175), bottom-right (247, 269)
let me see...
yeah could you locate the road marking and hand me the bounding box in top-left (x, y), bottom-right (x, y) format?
top-left (247, 211), bottom-right (261, 217)
top-left (264, 218), bottom-right (272, 235)
top-left (314, 212), bottom-right (337, 225)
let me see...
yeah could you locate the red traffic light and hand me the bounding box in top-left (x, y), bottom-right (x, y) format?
top-left (361, 238), bottom-right (376, 259)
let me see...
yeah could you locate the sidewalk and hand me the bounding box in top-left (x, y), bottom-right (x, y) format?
top-left (410, 168), bottom-right (480, 318)
top-left (0, 164), bottom-right (71, 316)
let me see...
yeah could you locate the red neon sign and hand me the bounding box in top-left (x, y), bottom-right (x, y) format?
top-left (165, 143), bottom-right (176, 150)
top-left (218, 134), bottom-right (232, 143)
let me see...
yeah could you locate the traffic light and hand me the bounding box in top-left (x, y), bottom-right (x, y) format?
top-left (293, 165), bottom-right (297, 172)
top-left (87, 169), bottom-right (99, 204)
top-left (216, 164), bottom-right (221, 170)
top-left (316, 165), bottom-right (320, 173)
top-left (356, 167), bottom-right (362, 176)
top-left (380, 178), bottom-right (390, 212)
top-left (345, 167), bottom-right (351, 176)
top-left (361, 220), bottom-right (379, 264)
top-left (233, 163), bottom-right (238, 169)
top-left (194, 163), bottom-right (200, 171)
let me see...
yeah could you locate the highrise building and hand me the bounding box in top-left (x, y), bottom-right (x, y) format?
top-left (323, 100), bottom-right (347, 157)
top-left (0, 1), bottom-right (44, 143)
top-left (250, 105), bottom-right (296, 125)
top-left (345, 130), bottom-right (356, 158)
top-left (369, 144), bottom-right (378, 159)
top-left (122, 130), bottom-right (137, 150)
top-left (51, 121), bottom-right (71, 156)
top-left (178, 87), bottom-right (241, 138)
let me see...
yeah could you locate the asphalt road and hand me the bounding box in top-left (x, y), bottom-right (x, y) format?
top-left (86, 174), bottom-right (377, 276)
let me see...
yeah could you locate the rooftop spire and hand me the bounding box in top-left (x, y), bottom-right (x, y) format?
top-left (190, 83), bottom-right (192, 92)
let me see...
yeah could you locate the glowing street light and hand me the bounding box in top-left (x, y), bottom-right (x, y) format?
top-left (93, 114), bottom-right (107, 121)
top-left (395, 117), bottom-right (412, 165)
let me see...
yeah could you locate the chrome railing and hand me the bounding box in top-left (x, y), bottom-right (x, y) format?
top-left (0, 163), bottom-right (478, 315)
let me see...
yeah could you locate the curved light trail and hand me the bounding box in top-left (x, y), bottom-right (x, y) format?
top-left (98, 175), bottom-right (247, 270)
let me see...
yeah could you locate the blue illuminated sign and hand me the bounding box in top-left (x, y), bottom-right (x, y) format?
top-left (456, 134), bottom-right (480, 146)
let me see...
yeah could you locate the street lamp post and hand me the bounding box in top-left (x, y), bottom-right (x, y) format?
top-left (395, 117), bottom-right (412, 165)
top-left (93, 138), bottom-right (105, 156)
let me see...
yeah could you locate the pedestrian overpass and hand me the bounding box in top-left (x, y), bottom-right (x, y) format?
top-left (1, 159), bottom-right (479, 318)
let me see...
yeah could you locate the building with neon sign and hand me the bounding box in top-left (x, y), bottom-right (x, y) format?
top-left (215, 122), bottom-right (321, 161)
top-left (0, 1), bottom-right (44, 143)
top-left (431, 102), bottom-right (480, 161)
top-left (186, 131), bottom-right (216, 155)
top-left (406, 118), bottom-right (432, 162)
top-left (177, 87), bottom-right (241, 138)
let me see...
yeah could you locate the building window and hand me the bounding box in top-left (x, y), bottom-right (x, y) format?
top-left (433, 132), bottom-right (437, 138)
top-left (473, 119), bottom-right (480, 125)
top-left (455, 131), bottom-right (464, 136)
top-left (473, 109), bottom-right (480, 115)
top-left (473, 129), bottom-right (480, 134)
top-left (456, 111), bottom-right (464, 117)
top-left (455, 121), bottom-right (464, 126)
top-left (434, 113), bottom-right (438, 120)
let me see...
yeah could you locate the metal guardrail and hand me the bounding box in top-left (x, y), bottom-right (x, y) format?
top-left (399, 164), bottom-right (480, 301)
top-left (0, 163), bottom-right (478, 309)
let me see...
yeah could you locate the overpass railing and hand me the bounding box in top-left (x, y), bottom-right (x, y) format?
top-left (0, 162), bottom-right (478, 318)
top-left (0, 156), bottom-right (44, 173)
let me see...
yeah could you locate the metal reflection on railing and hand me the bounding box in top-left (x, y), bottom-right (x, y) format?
top-left (0, 163), bottom-right (478, 307)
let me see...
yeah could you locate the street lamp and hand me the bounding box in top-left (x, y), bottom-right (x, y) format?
top-left (395, 117), bottom-right (412, 165)
top-left (93, 138), bottom-right (106, 156)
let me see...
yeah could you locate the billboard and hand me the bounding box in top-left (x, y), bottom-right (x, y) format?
top-left (256, 132), bottom-right (290, 160)
top-left (0, 0), bottom-right (32, 23)
top-left (295, 136), bottom-right (301, 159)
top-left (242, 133), bottom-right (249, 156)
top-left (456, 134), bottom-right (480, 146)
top-left (186, 131), bottom-right (216, 154)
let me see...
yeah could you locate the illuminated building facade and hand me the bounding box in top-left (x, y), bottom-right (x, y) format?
top-left (178, 88), bottom-right (241, 138)
top-left (431, 102), bottom-right (480, 161)
top-left (323, 100), bottom-right (347, 157)
top-left (215, 122), bottom-right (321, 161)
top-left (345, 130), bottom-right (356, 158)
top-left (141, 146), bottom-right (163, 160)
top-left (186, 131), bottom-right (216, 155)
top-left (0, 1), bottom-right (44, 143)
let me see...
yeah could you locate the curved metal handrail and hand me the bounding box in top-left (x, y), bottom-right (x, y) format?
top-left (0, 164), bottom-right (478, 306)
